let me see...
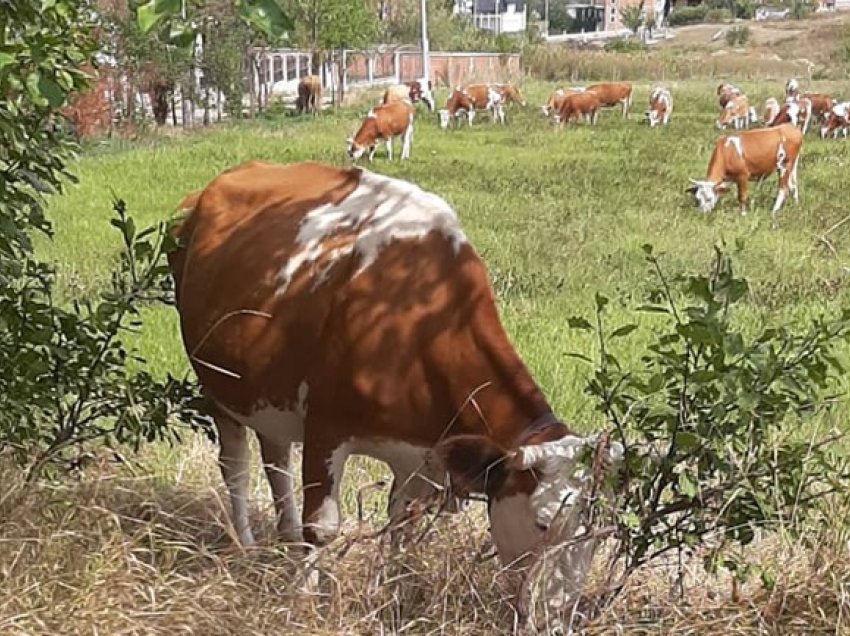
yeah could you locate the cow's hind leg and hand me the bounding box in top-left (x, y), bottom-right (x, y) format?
top-left (790, 154), bottom-right (800, 203)
top-left (214, 412), bottom-right (255, 546)
top-left (386, 137), bottom-right (393, 161)
top-left (259, 437), bottom-right (301, 542)
top-left (736, 177), bottom-right (749, 216)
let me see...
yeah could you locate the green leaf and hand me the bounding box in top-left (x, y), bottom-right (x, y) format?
top-left (678, 471), bottom-right (698, 498)
top-left (0, 52), bottom-right (15, 70)
top-left (25, 72), bottom-right (48, 107)
top-left (567, 316), bottom-right (592, 331)
top-left (136, 0), bottom-right (181, 35)
top-left (610, 324), bottom-right (637, 339)
top-left (238, 0), bottom-right (293, 38)
top-left (675, 431), bottom-right (699, 452)
top-left (595, 292), bottom-right (609, 312)
top-left (38, 74), bottom-right (65, 108)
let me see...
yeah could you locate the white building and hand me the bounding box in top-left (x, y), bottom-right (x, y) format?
top-left (454, 0), bottom-right (528, 34)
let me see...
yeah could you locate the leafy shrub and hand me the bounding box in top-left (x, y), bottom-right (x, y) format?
top-left (668, 6), bottom-right (707, 26)
top-left (705, 7), bottom-right (734, 21)
top-left (567, 244), bottom-right (850, 615)
top-left (604, 38), bottom-right (648, 53)
top-left (790, 0), bottom-right (814, 19)
top-left (734, 0), bottom-right (756, 18)
top-left (725, 25), bottom-right (751, 46)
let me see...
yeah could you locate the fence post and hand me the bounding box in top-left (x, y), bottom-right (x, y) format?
top-left (296, 54), bottom-right (301, 80)
top-left (368, 54), bottom-right (374, 84)
top-left (342, 50), bottom-right (348, 95)
top-left (394, 50), bottom-right (401, 83)
top-left (283, 53), bottom-right (288, 82)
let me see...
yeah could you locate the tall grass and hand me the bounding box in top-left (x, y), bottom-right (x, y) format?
top-left (12, 79), bottom-right (850, 633)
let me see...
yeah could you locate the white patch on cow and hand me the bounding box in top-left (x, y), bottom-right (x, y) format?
top-left (276, 171), bottom-right (468, 295)
top-left (366, 109), bottom-right (376, 119)
top-left (777, 142), bottom-right (788, 175)
top-left (217, 381), bottom-right (309, 447)
top-left (725, 136), bottom-right (744, 158)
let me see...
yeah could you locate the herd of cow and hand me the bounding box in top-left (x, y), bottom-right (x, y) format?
top-left (318, 74), bottom-right (846, 221)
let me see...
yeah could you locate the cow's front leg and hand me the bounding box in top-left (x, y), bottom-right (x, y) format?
top-left (368, 145), bottom-right (376, 162)
top-left (386, 137), bottom-right (393, 161)
top-left (302, 437), bottom-right (348, 546)
top-left (736, 177), bottom-right (749, 216)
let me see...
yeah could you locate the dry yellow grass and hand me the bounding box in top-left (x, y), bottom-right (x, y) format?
top-left (2, 437), bottom-right (848, 635)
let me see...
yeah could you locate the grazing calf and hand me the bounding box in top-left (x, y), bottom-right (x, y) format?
top-left (687, 124), bottom-right (803, 219)
top-left (555, 91), bottom-right (600, 129)
top-left (347, 100), bottom-right (415, 162)
top-left (296, 75), bottom-right (322, 116)
top-left (645, 86), bottom-right (672, 127)
top-left (586, 82), bottom-right (632, 117)
top-left (168, 160), bottom-right (623, 611)
top-left (763, 97), bottom-right (781, 126)
top-left (717, 94), bottom-right (756, 130)
top-left (541, 87), bottom-right (585, 116)
top-left (820, 101), bottom-right (850, 139)
top-left (717, 82), bottom-right (743, 108)
top-left (438, 86), bottom-right (504, 128)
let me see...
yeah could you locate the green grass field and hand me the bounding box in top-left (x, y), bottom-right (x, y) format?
top-left (7, 78), bottom-right (848, 634)
top-left (43, 79), bottom-right (850, 427)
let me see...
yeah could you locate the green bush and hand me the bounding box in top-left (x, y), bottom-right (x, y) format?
top-left (667, 6), bottom-right (707, 26)
top-left (569, 244), bottom-right (850, 615)
top-left (725, 25), bottom-right (751, 46)
top-left (604, 37), bottom-right (648, 53)
top-left (705, 7), bottom-right (734, 21)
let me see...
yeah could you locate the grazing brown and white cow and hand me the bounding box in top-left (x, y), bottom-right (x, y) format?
top-left (687, 123), bottom-right (802, 218)
top-left (168, 160), bottom-right (623, 608)
top-left (491, 83), bottom-right (527, 106)
top-left (541, 87), bottom-right (586, 116)
top-left (717, 82), bottom-right (742, 108)
top-left (347, 100), bottom-right (415, 162)
top-left (820, 101), bottom-right (850, 139)
top-left (645, 86), bottom-right (672, 127)
top-left (586, 82), bottom-right (632, 117)
top-left (768, 97), bottom-right (812, 134)
top-left (717, 94), bottom-right (756, 130)
top-left (554, 91), bottom-right (600, 129)
top-left (296, 75), bottom-right (322, 116)
top-left (802, 93), bottom-right (834, 125)
top-left (382, 79), bottom-right (434, 112)
top-left (438, 85), bottom-right (504, 129)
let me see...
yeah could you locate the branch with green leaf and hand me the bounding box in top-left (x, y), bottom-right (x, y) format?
top-left (568, 244), bottom-right (850, 617)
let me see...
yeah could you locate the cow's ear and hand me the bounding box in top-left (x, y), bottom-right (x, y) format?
top-left (435, 435), bottom-right (512, 497)
top-left (715, 183), bottom-right (730, 194)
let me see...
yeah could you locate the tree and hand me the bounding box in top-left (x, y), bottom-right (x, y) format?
top-left (620, 1), bottom-right (645, 34)
top-left (285, 0), bottom-right (378, 105)
top-left (1, 0), bottom-right (208, 477)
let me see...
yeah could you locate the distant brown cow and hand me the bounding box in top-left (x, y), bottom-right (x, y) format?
top-left (439, 86), bottom-right (504, 128)
top-left (687, 124), bottom-right (802, 219)
top-left (646, 86), bottom-right (672, 127)
top-left (802, 93), bottom-right (834, 124)
top-left (769, 97), bottom-right (812, 134)
top-left (555, 92), bottom-right (600, 129)
top-left (347, 100), bottom-right (415, 162)
top-left (717, 83), bottom-right (742, 108)
top-left (492, 83), bottom-right (526, 106)
top-left (541, 87), bottom-right (585, 116)
top-left (717, 94), bottom-right (756, 130)
top-left (586, 82), bottom-right (632, 117)
top-left (296, 75), bottom-right (322, 116)
top-left (820, 101), bottom-right (850, 139)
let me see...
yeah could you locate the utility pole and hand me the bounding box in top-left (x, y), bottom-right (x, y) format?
top-left (420, 0), bottom-right (430, 84)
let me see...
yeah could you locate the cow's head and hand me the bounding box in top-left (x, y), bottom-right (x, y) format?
top-left (438, 108), bottom-right (452, 130)
top-left (716, 100), bottom-right (737, 129)
top-left (346, 135), bottom-right (367, 160)
top-left (687, 178), bottom-right (728, 213)
top-left (785, 77), bottom-right (799, 98)
top-left (437, 431), bottom-right (623, 597)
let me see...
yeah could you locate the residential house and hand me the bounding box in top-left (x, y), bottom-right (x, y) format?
top-left (454, 0), bottom-right (529, 34)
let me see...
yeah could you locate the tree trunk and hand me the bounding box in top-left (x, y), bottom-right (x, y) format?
top-left (337, 49), bottom-right (345, 107)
